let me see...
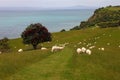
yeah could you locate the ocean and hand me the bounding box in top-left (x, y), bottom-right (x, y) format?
top-left (0, 9), bottom-right (95, 39)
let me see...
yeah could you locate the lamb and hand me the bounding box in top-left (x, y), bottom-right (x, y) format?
top-left (76, 48), bottom-right (82, 54)
top-left (51, 46), bottom-right (64, 52)
top-left (18, 49), bottom-right (23, 52)
top-left (81, 47), bottom-right (86, 53)
top-left (86, 49), bottom-right (91, 55)
top-left (41, 47), bottom-right (47, 50)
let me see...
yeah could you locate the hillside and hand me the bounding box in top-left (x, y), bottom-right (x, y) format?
top-left (71, 6), bottom-right (120, 30)
top-left (0, 27), bottom-right (120, 80)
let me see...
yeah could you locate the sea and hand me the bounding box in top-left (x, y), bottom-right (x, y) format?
top-left (0, 9), bottom-right (95, 39)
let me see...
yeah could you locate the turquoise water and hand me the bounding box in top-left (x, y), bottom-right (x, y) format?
top-left (0, 9), bottom-right (95, 39)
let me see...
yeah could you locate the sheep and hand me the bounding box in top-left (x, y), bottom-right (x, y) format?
top-left (41, 47), bottom-right (47, 50)
top-left (86, 49), bottom-right (91, 55)
top-left (81, 47), bottom-right (86, 53)
top-left (18, 49), bottom-right (23, 52)
top-left (98, 47), bottom-right (105, 51)
top-left (101, 48), bottom-right (105, 51)
top-left (51, 46), bottom-right (64, 52)
top-left (89, 46), bottom-right (95, 49)
top-left (76, 48), bottom-right (82, 54)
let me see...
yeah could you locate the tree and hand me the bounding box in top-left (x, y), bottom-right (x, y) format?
top-left (21, 23), bottom-right (52, 49)
top-left (0, 37), bottom-right (10, 52)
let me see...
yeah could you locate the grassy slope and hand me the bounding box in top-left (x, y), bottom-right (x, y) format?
top-left (0, 27), bottom-right (120, 80)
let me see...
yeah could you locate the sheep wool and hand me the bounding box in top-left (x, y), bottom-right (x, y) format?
top-left (86, 49), bottom-right (91, 55)
top-left (76, 48), bottom-right (82, 54)
top-left (81, 47), bottom-right (86, 53)
top-left (18, 49), bottom-right (23, 52)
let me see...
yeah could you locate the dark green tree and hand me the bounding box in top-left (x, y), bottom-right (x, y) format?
top-left (21, 23), bottom-right (52, 49)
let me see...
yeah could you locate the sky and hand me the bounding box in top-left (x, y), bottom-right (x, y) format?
top-left (0, 0), bottom-right (120, 9)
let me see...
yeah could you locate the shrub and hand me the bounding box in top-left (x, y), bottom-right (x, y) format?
top-left (0, 37), bottom-right (10, 52)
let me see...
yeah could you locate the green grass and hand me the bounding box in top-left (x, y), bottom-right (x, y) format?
top-left (0, 27), bottom-right (120, 80)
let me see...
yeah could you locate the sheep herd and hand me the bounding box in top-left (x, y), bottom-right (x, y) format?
top-left (1, 33), bottom-right (119, 56)
top-left (16, 32), bottom-right (120, 56)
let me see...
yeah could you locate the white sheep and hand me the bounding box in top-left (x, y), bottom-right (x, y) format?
top-left (18, 49), bottom-right (23, 52)
top-left (86, 49), bottom-right (92, 55)
top-left (81, 47), bottom-right (86, 53)
top-left (101, 48), bottom-right (104, 51)
top-left (51, 46), bottom-right (64, 52)
top-left (98, 47), bottom-right (105, 51)
top-left (76, 48), bottom-right (82, 54)
top-left (0, 51), bottom-right (2, 54)
top-left (89, 46), bottom-right (95, 49)
top-left (41, 47), bottom-right (47, 50)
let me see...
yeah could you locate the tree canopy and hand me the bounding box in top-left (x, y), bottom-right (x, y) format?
top-left (21, 23), bottom-right (52, 49)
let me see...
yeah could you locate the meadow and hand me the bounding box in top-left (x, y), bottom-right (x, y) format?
top-left (0, 27), bottom-right (120, 80)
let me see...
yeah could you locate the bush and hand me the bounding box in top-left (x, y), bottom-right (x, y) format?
top-left (0, 37), bottom-right (10, 52)
top-left (97, 21), bottom-right (120, 28)
top-left (60, 29), bottom-right (66, 32)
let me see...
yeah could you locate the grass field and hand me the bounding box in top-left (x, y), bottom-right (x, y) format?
top-left (0, 27), bottom-right (120, 80)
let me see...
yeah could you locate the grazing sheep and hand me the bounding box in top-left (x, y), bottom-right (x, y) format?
top-left (101, 48), bottom-right (105, 51)
top-left (64, 42), bottom-right (69, 45)
top-left (86, 49), bottom-right (92, 55)
top-left (0, 51), bottom-right (2, 54)
top-left (41, 47), bottom-right (47, 50)
top-left (89, 46), bottom-right (95, 49)
top-left (81, 47), bottom-right (86, 53)
top-left (51, 46), bottom-right (64, 52)
top-left (18, 49), bottom-right (23, 52)
top-left (76, 48), bottom-right (82, 54)
top-left (98, 48), bottom-right (101, 50)
top-left (98, 47), bottom-right (105, 51)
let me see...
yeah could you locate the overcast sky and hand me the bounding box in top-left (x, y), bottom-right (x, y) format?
top-left (0, 0), bottom-right (120, 8)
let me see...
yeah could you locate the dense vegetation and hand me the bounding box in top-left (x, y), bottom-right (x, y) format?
top-left (71, 6), bottom-right (120, 30)
top-left (21, 23), bottom-right (52, 49)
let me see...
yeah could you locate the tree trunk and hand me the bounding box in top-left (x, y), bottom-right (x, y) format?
top-left (33, 44), bottom-right (37, 49)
